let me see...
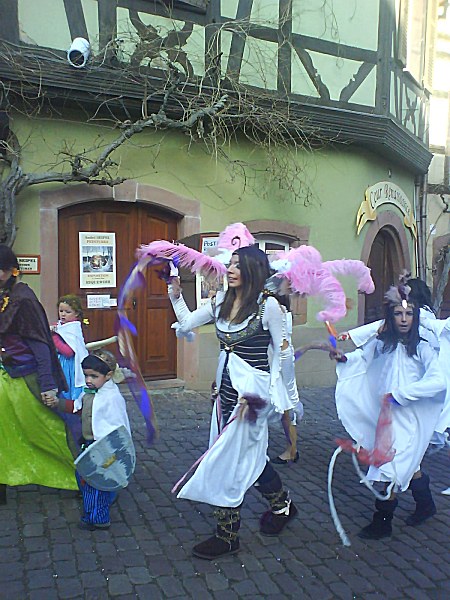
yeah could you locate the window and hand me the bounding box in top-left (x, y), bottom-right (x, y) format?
top-left (256, 236), bottom-right (307, 324)
top-left (397, 0), bottom-right (438, 89)
top-left (256, 237), bottom-right (289, 255)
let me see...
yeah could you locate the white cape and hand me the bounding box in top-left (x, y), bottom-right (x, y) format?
top-left (74, 379), bottom-right (131, 441)
top-left (348, 311), bottom-right (450, 433)
top-left (335, 338), bottom-right (445, 491)
top-left (55, 320), bottom-right (88, 388)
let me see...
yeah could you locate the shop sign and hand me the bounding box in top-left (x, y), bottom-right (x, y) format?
top-left (17, 255), bottom-right (40, 274)
top-left (357, 182), bottom-right (417, 238)
top-left (79, 232), bottom-right (116, 288)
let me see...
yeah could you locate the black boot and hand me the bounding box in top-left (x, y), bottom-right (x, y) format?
top-left (256, 467), bottom-right (297, 536)
top-left (192, 507), bottom-right (240, 560)
top-left (358, 498), bottom-right (398, 540)
top-left (259, 489), bottom-right (298, 535)
top-left (406, 473), bottom-right (436, 526)
top-left (0, 484), bottom-right (6, 505)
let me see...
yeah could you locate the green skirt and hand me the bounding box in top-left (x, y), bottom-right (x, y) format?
top-left (0, 369), bottom-right (77, 490)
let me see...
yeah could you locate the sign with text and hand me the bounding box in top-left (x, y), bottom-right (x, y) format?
top-left (79, 232), bottom-right (116, 288)
top-left (196, 234), bottom-right (227, 307)
top-left (17, 255), bottom-right (40, 274)
top-left (357, 182), bottom-right (417, 238)
top-left (87, 294), bottom-right (111, 309)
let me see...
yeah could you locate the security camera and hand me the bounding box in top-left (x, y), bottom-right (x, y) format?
top-left (67, 37), bottom-right (90, 68)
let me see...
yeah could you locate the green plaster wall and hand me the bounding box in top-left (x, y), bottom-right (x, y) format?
top-left (12, 110), bottom-right (416, 328)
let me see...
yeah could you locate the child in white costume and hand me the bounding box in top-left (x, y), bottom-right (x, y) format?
top-left (52, 294), bottom-right (88, 401)
top-left (334, 281), bottom-right (446, 539)
top-left (58, 350), bottom-right (131, 530)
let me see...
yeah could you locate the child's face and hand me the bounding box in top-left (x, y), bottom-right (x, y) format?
top-left (393, 304), bottom-right (414, 335)
top-left (83, 368), bottom-right (111, 390)
top-left (59, 302), bottom-right (79, 324)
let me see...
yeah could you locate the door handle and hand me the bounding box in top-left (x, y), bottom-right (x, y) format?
top-left (132, 298), bottom-right (137, 309)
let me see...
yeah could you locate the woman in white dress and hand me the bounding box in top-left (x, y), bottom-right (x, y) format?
top-left (334, 281), bottom-right (446, 539)
top-left (169, 245), bottom-right (300, 559)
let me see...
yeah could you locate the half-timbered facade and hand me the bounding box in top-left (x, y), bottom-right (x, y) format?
top-left (0, 0), bottom-right (437, 387)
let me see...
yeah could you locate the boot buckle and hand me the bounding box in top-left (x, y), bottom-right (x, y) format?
top-left (272, 497), bottom-right (291, 516)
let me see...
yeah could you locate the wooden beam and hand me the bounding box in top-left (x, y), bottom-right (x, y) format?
top-left (63, 0), bottom-right (89, 41)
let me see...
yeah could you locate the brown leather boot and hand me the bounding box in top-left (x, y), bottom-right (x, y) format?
top-left (192, 507), bottom-right (240, 560)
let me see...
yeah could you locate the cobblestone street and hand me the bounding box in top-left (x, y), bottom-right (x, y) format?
top-left (1, 386), bottom-right (449, 599)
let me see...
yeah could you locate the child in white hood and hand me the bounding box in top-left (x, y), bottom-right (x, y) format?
top-left (58, 349), bottom-right (131, 530)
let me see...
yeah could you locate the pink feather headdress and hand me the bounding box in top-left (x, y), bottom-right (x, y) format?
top-left (271, 245), bottom-right (374, 323)
top-left (116, 223), bottom-right (375, 438)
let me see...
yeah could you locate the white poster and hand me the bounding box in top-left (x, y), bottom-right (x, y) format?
top-left (79, 232), bottom-right (116, 289)
top-left (196, 235), bottom-right (227, 307)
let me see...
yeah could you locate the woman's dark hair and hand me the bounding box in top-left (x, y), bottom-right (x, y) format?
top-left (378, 301), bottom-right (421, 357)
top-left (0, 245), bottom-right (19, 271)
top-left (82, 352), bottom-right (116, 375)
top-left (58, 294), bottom-right (83, 319)
top-left (0, 245), bottom-right (20, 291)
top-left (219, 245), bottom-right (271, 323)
top-left (407, 278), bottom-right (435, 314)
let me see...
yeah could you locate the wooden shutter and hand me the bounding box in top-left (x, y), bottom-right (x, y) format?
top-left (424, 0), bottom-right (439, 89)
top-left (398, 0), bottom-right (410, 66)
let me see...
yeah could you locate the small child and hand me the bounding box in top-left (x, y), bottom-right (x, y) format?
top-left (52, 294), bottom-right (88, 401)
top-left (58, 349), bottom-right (131, 530)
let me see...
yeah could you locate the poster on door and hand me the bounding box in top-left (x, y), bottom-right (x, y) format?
top-left (79, 232), bottom-right (116, 288)
top-left (196, 235), bottom-right (227, 307)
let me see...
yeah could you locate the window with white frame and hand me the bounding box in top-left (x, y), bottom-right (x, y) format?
top-left (255, 236), bottom-right (307, 324)
top-left (397, 0), bottom-right (438, 89)
top-left (256, 237), bottom-right (289, 255)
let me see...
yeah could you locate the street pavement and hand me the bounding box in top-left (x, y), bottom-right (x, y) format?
top-left (1, 386), bottom-right (449, 599)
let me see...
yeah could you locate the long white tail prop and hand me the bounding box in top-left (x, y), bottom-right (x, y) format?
top-left (327, 447), bottom-right (351, 547)
top-left (351, 453), bottom-right (396, 501)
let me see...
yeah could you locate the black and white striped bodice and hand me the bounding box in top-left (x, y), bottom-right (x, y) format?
top-left (215, 300), bottom-right (271, 424)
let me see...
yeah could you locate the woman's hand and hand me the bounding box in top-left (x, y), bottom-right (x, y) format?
top-left (337, 332), bottom-right (350, 342)
top-left (41, 389), bottom-right (58, 408)
top-left (168, 276), bottom-right (182, 299)
top-left (328, 348), bottom-right (347, 362)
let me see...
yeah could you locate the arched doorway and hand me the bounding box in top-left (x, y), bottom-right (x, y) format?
top-left (364, 229), bottom-right (400, 322)
top-left (58, 201), bottom-right (178, 379)
top-left (359, 211), bottom-right (412, 324)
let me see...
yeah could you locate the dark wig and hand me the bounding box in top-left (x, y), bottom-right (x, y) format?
top-left (378, 301), bottom-right (421, 357)
top-left (0, 245), bottom-right (19, 271)
top-left (407, 278), bottom-right (435, 314)
top-left (82, 352), bottom-right (116, 375)
top-left (219, 245), bottom-right (271, 323)
top-left (0, 245), bottom-right (20, 291)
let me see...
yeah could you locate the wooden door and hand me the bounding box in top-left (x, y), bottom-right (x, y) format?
top-left (58, 201), bottom-right (178, 379)
top-left (364, 230), bottom-right (397, 323)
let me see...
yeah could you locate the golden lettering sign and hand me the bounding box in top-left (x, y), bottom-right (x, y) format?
top-left (356, 182), bottom-right (417, 238)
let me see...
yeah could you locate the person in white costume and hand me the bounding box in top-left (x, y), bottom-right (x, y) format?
top-left (169, 245), bottom-right (300, 559)
top-left (334, 280), bottom-right (446, 540)
top-left (56, 350), bottom-right (131, 530)
top-left (340, 278), bottom-right (450, 495)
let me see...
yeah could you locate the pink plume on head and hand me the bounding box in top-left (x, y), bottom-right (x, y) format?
top-left (217, 223), bottom-right (255, 251)
top-left (137, 240), bottom-right (227, 278)
top-left (323, 260), bottom-right (375, 294)
top-left (277, 245), bottom-right (348, 323)
top-left (284, 245), bottom-right (323, 267)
